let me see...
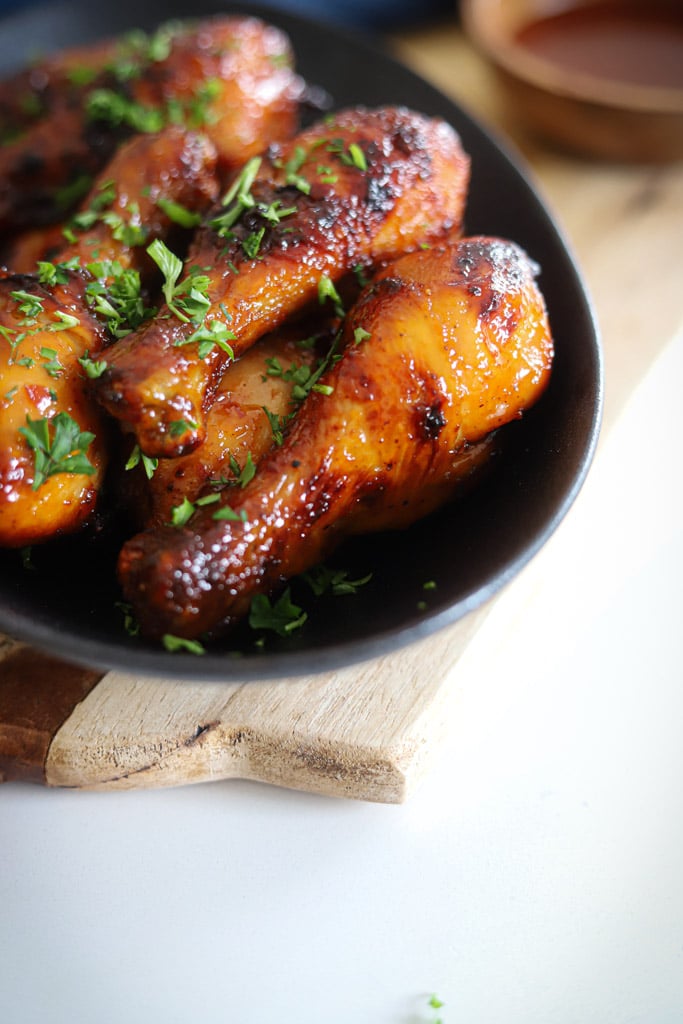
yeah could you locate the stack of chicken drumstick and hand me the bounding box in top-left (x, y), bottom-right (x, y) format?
top-left (0, 15), bottom-right (553, 647)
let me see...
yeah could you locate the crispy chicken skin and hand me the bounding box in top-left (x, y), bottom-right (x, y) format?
top-left (0, 128), bottom-right (218, 548)
top-left (0, 16), bottom-right (300, 234)
top-left (118, 236), bottom-right (554, 640)
top-left (139, 326), bottom-right (325, 529)
top-left (51, 126), bottom-right (218, 290)
top-left (3, 124), bottom-right (218, 277)
top-left (95, 106), bottom-right (471, 458)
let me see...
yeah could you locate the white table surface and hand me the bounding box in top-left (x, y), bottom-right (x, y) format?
top-left (1, 317), bottom-right (681, 1023)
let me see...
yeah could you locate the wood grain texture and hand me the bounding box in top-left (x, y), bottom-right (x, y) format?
top-left (42, 610), bottom-right (487, 800)
top-left (0, 641), bottom-right (102, 783)
top-left (1, 23), bottom-right (682, 801)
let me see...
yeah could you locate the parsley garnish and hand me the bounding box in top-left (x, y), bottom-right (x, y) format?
top-left (156, 196), bottom-right (202, 228)
top-left (326, 138), bottom-right (368, 171)
top-left (228, 452), bottom-right (256, 488)
top-left (302, 566), bottom-right (373, 596)
top-left (317, 275), bottom-right (344, 317)
top-left (176, 320), bottom-right (235, 360)
top-left (169, 418), bottom-right (198, 438)
top-left (19, 412), bottom-right (96, 490)
top-left (115, 601), bottom-right (140, 637)
top-left (125, 444), bottom-right (158, 479)
top-left (39, 346), bottom-right (63, 378)
top-left (170, 496), bottom-right (196, 528)
top-left (209, 157), bottom-right (262, 236)
top-left (78, 353), bottom-right (108, 378)
top-left (162, 634), bottom-right (206, 655)
top-left (249, 588), bottom-right (307, 637)
top-left (85, 261), bottom-right (151, 338)
top-left (262, 406), bottom-right (288, 446)
top-left (212, 505), bottom-right (248, 523)
top-left (283, 145), bottom-right (311, 194)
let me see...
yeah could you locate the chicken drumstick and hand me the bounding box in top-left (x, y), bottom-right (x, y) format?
top-left (118, 236), bottom-right (554, 641)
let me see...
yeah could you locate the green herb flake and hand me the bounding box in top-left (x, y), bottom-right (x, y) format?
top-left (212, 505), bottom-right (248, 523)
top-left (210, 156), bottom-right (262, 236)
top-left (78, 353), bottom-right (108, 379)
top-left (39, 346), bottom-right (63, 378)
top-left (248, 588), bottom-right (307, 637)
top-left (303, 566), bottom-right (373, 597)
top-left (169, 418), bottom-right (198, 438)
top-left (229, 451), bottom-right (256, 488)
top-left (162, 634), bottom-right (206, 655)
top-left (156, 196), bottom-right (202, 228)
top-left (317, 275), bottom-right (344, 317)
top-left (115, 600), bottom-right (140, 637)
top-left (19, 412), bottom-right (96, 490)
top-left (125, 443), bottom-right (158, 479)
top-left (170, 496), bottom-right (196, 528)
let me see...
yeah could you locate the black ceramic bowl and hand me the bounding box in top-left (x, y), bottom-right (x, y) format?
top-left (0, 0), bottom-right (602, 680)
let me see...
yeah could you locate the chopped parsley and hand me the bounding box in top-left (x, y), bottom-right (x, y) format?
top-left (162, 634), bottom-right (206, 655)
top-left (317, 275), bottom-right (344, 318)
top-left (209, 157), bottom-right (262, 236)
top-left (326, 137), bottom-right (368, 171)
top-left (302, 566), bottom-right (373, 597)
top-left (78, 353), bottom-right (108, 379)
top-left (125, 443), bottom-right (158, 479)
top-left (85, 260), bottom-right (151, 338)
top-left (156, 196), bottom-right (202, 228)
top-left (212, 505), bottom-right (248, 523)
top-left (19, 412), bottom-right (96, 490)
top-left (249, 588), bottom-right (307, 637)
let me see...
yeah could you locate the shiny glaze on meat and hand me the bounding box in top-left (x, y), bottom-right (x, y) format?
top-left (0, 277), bottom-right (107, 547)
top-left (96, 106), bottom-right (471, 458)
top-left (0, 16), bottom-right (300, 234)
top-left (0, 128), bottom-right (218, 547)
top-left (118, 236), bottom-right (554, 640)
top-left (139, 326), bottom-right (325, 529)
top-left (52, 127), bottom-right (218, 290)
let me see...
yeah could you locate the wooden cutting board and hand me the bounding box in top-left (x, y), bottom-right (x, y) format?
top-left (1, 24), bottom-right (682, 802)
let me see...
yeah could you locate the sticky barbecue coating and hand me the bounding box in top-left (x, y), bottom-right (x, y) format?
top-left (0, 16), bottom-right (300, 234)
top-left (0, 278), bottom-right (107, 548)
top-left (137, 323), bottom-right (327, 529)
top-left (117, 236), bottom-right (554, 641)
top-left (50, 126), bottom-right (218, 298)
top-left (0, 128), bottom-right (218, 548)
top-left (95, 106), bottom-right (471, 459)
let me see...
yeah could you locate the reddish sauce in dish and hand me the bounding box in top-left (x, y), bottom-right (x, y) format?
top-left (515, 2), bottom-right (683, 91)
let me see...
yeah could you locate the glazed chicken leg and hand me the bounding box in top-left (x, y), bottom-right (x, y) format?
top-left (95, 105), bottom-right (471, 458)
top-left (0, 127), bottom-right (218, 547)
top-left (118, 236), bottom-right (554, 640)
top-left (0, 16), bottom-right (300, 235)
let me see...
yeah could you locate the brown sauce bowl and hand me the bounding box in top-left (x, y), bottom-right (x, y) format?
top-left (462, 0), bottom-right (683, 162)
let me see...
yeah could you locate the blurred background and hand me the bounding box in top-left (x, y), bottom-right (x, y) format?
top-left (0, 0), bottom-right (458, 29)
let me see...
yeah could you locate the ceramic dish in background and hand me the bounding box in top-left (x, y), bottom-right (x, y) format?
top-left (0, 0), bottom-right (602, 680)
top-left (461, 0), bottom-right (683, 162)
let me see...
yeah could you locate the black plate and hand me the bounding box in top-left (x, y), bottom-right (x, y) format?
top-left (0, 0), bottom-right (602, 680)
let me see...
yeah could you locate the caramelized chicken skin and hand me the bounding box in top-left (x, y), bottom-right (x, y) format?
top-left (0, 278), bottom-right (107, 547)
top-left (0, 16), bottom-right (300, 234)
top-left (95, 106), bottom-right (471, 458)
top-left (118, 236), bottom-right (554, 640)
top-left (139, 325), bottom-right (325, 529)
top-left (0, 128), bottom-right (218, 548)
